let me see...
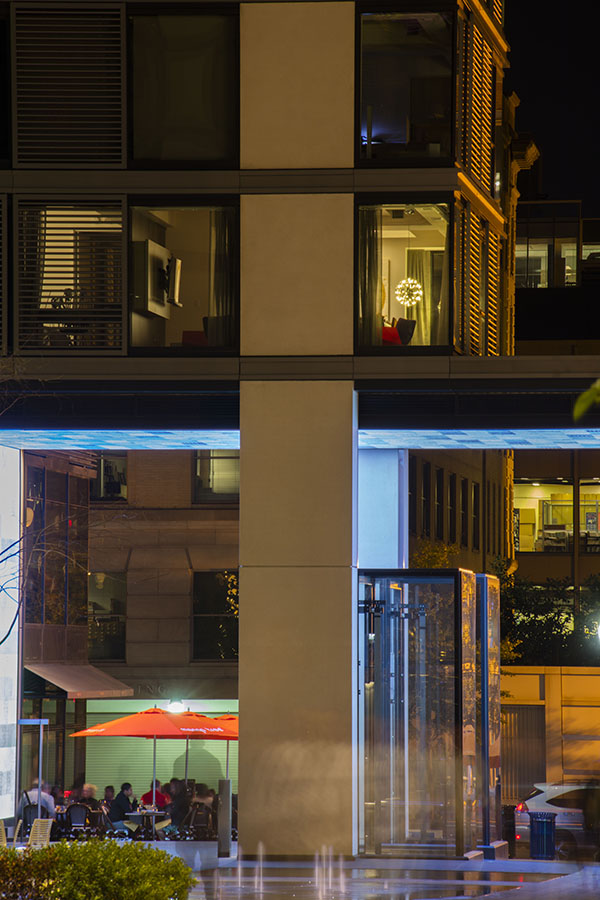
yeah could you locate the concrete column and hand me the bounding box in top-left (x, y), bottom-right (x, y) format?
top-left (239, 380), bottom-right (357, 856)
top-left (358, 449), bottom-right (409, 568)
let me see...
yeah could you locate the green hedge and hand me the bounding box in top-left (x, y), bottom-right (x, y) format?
top-left (0, 840), bottom-right (196, 900)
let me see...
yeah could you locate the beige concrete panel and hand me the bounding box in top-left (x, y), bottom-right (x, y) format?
top-left (158, 569), bottom-right (192, 595)
top-left (127, 570), bottom-right (159, 596)
top-left (562, 674), bottom-right (600, 701)
top-left (187, 547), bottom-right (240, 570)
top-left (241, 194), bottom-right (354, 356)
top-left (239, 566), bottom-right (355, 855)
top-left (129, 548), bottom-right (190, 569)
top-left (544, 672), bottom-right (564, 783)
top-left (215, 528), bottom-right (239, 546)
top-left (563, 740), bottom-right (600, 775)
top-left (240, 3), bottom-right (354, 169)
top-left (563, 707), bottom-right (600, 735)
top-left (127, 596), bottom-right (190, 619)
top-left (240, 381), bottom-right (357, 567)
top-left (126, 619), bottom-right (159, 643)
top-left (158, 619), bottom-right (192, 643)
top-left (127, 643), bottom-right (190, 666)
top-left (514, 554), bottom-right (571, 582)
top-left (500, 673), bottom-right (542, 702)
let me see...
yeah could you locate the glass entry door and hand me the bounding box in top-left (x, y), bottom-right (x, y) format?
top-left (358, 570), bottom-right (476, 857)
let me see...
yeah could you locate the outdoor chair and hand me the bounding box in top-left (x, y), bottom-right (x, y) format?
top-left (28, 819), bottom-right (53, 849)
top-left (12, 820), bottom-right (21, 848)
top-left (66, 803), bottom-right (91, 839)
top-left (0, 819), bottom-right (6, 847)
top-left (21, 803), bottom-right (45, 836)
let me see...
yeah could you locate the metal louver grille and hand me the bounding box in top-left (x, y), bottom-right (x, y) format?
top-left (468, 25), bottom-right (494, 190)
top-left (454, 200), bottom-right (467, 353)
top-left (16, 200), bottom-right (124, 354)
top-left (13, 5), bottom-right (124, 167)
top-left (492, 0), bottom-right (503, 26)
top-left (486, 230), bottom-right (501, 356)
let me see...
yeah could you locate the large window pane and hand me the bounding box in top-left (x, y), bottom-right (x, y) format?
top-left (132, 15), bottom-right (237, 164)
top-left (130, 205), bottom-right (238, 352)
top-left (88, 572), bottom-right (126, 661)
top-left (90, 452), bottom-right (127, 502)
top-left (360, 13), bottom-right (453, 163)
top-left (580, 480), bottom-right (600, 552)
top-left (193, 451), bottom-right (239, 504)
top-left (193, 570), bottom-right (238, 660)
top-left (358, 203), bottom-right (450, 349)
top-left (514, 480), bottom-right (573, 552)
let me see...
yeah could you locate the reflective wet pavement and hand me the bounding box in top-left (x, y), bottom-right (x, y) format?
top-left (189, 858), bottom-right (578, 900)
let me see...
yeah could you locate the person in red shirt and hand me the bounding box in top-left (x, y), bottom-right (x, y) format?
top-left (140, 780), bottom-right (170, 809)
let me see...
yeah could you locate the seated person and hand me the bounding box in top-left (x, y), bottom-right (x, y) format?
top-left (103, 785), bottom-right (115, 809)
top-left (81, 783), bottom-right (100, 810)
top-left (167, 778), bottom-right (190, 827)
top-left (108, 782), bottom-right (136, 830)
top-left (140, 780), bottom-right (170, 809)
top-left (17, 780), bottom-right (55, 820)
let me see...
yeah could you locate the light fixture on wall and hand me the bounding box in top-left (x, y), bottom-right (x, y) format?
top-left (395, 277), bottom-right (423, 307)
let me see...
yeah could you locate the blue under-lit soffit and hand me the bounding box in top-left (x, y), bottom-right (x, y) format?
top-left (0, 428), bottom-right (600, 450)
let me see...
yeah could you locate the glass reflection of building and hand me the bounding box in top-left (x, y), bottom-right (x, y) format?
top-left (358, 570), bottom-right (490, 858)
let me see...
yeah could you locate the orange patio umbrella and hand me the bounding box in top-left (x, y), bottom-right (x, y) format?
top-left (71, 707), bottom-right (238, 803)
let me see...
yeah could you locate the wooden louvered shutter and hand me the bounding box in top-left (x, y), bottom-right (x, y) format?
top-left (492, 0), bottom-right (503, 27)
top-left (466, 209), bottom-right (484, 356)
top-left (12, 4), bottom-right (125, 168)
top-left (468, 24), bottom-right (494, 190)
top-left (486, 229), bottom-right (501, 356)
top-left (15, 199), bottom-right (125, 354)
top-left (454, 199), bottom-right (467, 353)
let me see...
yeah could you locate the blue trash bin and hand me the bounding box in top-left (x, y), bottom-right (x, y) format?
top-left (528, 811), bottom-right (557, 859)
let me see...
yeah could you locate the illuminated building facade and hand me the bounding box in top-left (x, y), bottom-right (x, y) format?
top-left (0, 0), bottom-right (559, 857)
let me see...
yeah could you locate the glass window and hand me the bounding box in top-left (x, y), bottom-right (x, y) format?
top-left (24, 467), bottom-right (45, 624)
top-left (409, 455), bottom-right (417, 535)
top-left (435, 468), bottom-right (444, 540)
top-left (192, 570), bottom-right (238, 660)
top-left (515, 239), bottom-right (550, 289)
top-left (472, 482), bottom-right (480, 551)
top-left (514, 480), bottom-right (573, 552)
top-left (460, 478), bottom-right (469, 547)
top-left (90, 453), bottom-right (127, 502)
top-left (131, 14), bottom-right (238, 165)
top-left (88, 572), bottom-right (126, 661)
top-left (193, 451), bottom-right (239, 504)
top-left (359, 12), bottom-right (453, 163)
top-left (580, 480), bottom-right (600, 553)
top-left (358, 203), bottom-right (450, 349)
top-left (421, 461), bottom-right (431, 537)
top-left (130, 205), bottom-right (239, 352)
top-left (448, 473), bottom-right (456, 543)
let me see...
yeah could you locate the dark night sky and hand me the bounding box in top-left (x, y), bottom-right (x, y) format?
top-left (504, 5), bottom-right (600, 214)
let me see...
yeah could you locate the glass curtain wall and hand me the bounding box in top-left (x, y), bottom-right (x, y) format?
top-left (358, 203), bottom-right (450, 349)
top-left (359, 12), bottom-right (453, 163)
top-left (476, 574), bottom-right (501, 846)
top-left (357, 570), bottom-right (476, 857)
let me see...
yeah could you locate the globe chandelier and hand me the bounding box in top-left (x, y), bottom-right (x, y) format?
top-left (394, 278), bottom-right (423, 307)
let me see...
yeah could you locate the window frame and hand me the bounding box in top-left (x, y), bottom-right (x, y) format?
top-left (126, 194), bottom-right (240, 356)
top-left (354, 192), bottom-right (455, 355)
top-left (355, 2), bottom-right (458, 169)
top-left (126, 3), bottom-right (240, 171)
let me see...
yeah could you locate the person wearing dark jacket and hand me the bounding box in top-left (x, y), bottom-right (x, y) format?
top-left (108, 782), bottom-right (135, 829)
top-left (168, 778), bottom-right (190, 827)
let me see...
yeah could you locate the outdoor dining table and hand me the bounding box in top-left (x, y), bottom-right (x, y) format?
top-left (126, 808), bottom-right (166, 840)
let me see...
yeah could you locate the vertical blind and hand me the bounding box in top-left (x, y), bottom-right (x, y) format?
top-left (15, 200), bottom-right (124, 354)
top-left (12, 4), bottom-right (125, 167)
top-left (461, 18), bottom-right (495, 192)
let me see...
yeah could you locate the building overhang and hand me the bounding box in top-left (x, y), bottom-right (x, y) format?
top-left (25, 663), bottom-right (134, 700)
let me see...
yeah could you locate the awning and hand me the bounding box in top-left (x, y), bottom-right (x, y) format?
top-left (25, 663), bottom-right (134, 699)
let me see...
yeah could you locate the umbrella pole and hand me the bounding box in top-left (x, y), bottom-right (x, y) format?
top-left (226, 740), bottom-right (230, 779)
top-left (185, 739), bottom-right (189, 785)
top-left (152, 737), bottom-right (156, 806)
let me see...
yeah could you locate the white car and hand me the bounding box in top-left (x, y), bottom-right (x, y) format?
top-left (515, 782), bottom-right (600, 859)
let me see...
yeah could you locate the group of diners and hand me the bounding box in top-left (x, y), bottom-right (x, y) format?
top-left (17, 776), bottom-right (218, 838)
